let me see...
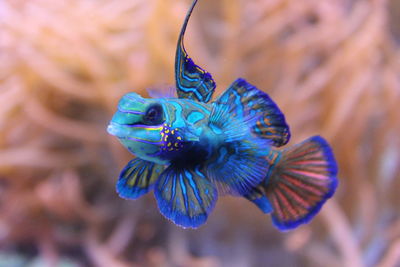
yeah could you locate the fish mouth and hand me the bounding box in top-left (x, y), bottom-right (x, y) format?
top-left (107, 121), bottom-right (163, 146)
top-left (107, 121), bottom-right (128, 138)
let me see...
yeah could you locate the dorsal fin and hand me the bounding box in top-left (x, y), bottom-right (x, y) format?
top-left (214, 78), bottom-right (290, 147)
top-left (175, 0), bottom-right (216, 103)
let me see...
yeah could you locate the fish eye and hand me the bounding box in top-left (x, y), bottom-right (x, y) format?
top-left (143, 104), bottom-right (164, 125)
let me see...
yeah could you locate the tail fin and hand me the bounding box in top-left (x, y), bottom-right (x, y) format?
top-left (247, 136), bottom-right (338, 231)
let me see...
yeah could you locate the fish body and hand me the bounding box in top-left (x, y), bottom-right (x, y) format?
top-left (107, 0), bottom-right (338, 230)
top-left (108, 84), bottom-right (275, 197)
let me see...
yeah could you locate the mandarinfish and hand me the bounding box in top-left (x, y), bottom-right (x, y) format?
top-left (107, 0), bottom-right (338, 231)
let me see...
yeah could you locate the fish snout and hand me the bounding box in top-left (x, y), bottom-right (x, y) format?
top-left (107, 121), bottom-right (127, 137)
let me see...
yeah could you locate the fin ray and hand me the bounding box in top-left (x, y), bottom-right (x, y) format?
top-left (207, 151), bottom-right (269, 196)
top-left (207, 102), bottom-right (271, 195)
top-left (154, 165), bottom-right (217, 228)
top-left (245, 136), bottom-right (338, 230)
top-left (116, 158), bottom-right (165, 199)
top-left (214, 78), bottom-right (290, 146)
top-left (268, 136), bottom-right (338, 230)
top-left (175, 0), bottom-right (216, 102)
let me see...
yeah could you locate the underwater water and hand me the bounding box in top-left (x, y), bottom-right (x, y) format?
top-left (0, 0), bottom-right (399, 266)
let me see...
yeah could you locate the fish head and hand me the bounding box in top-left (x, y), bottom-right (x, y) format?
top-left (107, 92), bottom-right (167, 164)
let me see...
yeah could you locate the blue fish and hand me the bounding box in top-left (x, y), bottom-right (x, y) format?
top-left (107, 0), bottom-right (338, 230)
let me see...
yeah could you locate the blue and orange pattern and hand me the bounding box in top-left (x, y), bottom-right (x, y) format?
top-left (175, 0), bottom-right (216, 103)
top-left (245, 136), bottom-right (338, 230)
top-left (107, 0), bottom-right (338, 230)
top-left (117, 158), bottom-right (164, 199)
top-left (154, 166), bottom-right (217, 228)
top-left (215, 78), bottom-right (290, 147)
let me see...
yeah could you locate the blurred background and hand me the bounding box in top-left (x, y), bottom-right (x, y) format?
top-left (0, 0), bottom-right (399, 266)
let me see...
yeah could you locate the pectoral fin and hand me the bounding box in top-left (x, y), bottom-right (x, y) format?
top-left (154, 165), bottom-right (217, 228)
top-left (116, 158), bottom-right (165, 199)
top-left (207, 101), bottom-right (271, 196)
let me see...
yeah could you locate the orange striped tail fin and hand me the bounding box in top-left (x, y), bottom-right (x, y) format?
top-left (246, 136), bottom-right (338, 231)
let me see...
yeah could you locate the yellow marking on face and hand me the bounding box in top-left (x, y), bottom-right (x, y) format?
top-left (146, 126), bottom-right (163, 131)
top-left (171, 130), bottom-right (175, 135)
top-left (165, 129), bottom-right (169, 133)
top-left (177, 136), bottom-right (182, 140)
top-left (133, 126), bottom-right (163, 132)
top-left (174, 143), bottom-right (179, 147)
top-left (167, 142), bottom-right (172, 147)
